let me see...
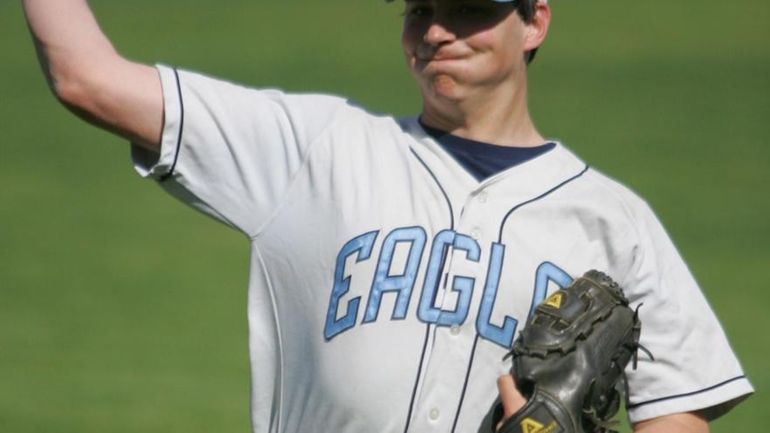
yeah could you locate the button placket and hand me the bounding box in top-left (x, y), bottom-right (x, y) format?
top-left (412, 211), bottom-right (488, 432)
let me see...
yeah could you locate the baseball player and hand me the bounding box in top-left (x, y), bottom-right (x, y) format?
top-left (23, 0), bottom-right (752, 432)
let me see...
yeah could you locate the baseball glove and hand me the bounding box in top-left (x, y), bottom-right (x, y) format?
top-left (496, 270), bottom-right (647, 433)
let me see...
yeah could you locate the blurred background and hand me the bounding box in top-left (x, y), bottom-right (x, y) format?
top-left (1, 0), bottom-right (767, 432)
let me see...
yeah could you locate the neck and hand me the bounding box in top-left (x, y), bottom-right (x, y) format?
top-left (419, 76), bottom-right (544, 147)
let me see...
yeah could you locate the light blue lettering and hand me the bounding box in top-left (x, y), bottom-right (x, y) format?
top-left (363, 227), bottom-right (427, 323)
top-left (477, 242), bottom-right (518, 348)
top-left (418, 230), bottom-right (479, 326)
top-left (324, 231), bottom-right (378, 340)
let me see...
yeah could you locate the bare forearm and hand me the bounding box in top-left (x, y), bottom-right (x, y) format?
top-left (633, 412), bottom-right (709, 433)
top-left (23, 0), bottom-right (162, 150)
top-left (24, 0), bottom-right (117, 92)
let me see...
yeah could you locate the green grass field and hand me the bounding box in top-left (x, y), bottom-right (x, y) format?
top-left (1, 1), bottom-right (767, 432)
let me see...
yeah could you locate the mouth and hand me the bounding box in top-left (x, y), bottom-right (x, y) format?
top-left (415, 44), bottom-right (470, 63)
top-left (418, 54), bottom-right (466, 63)
top-left (414, 54), bottom-right (470, 71)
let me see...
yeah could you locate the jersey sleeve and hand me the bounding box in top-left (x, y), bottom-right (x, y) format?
top-left (618, 192), bottom-right (754, 423)
top-left (131, 65), bottom-right (349, 236)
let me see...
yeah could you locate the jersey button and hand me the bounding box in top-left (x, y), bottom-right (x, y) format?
top-left (429, 407), bottom-right (440, 421)
top-left (471, 229), bottom-right (481, 240)
top-left (478, 192), bottom-right (488, 203)
top-left (450, 325), bottom-right (461, 336)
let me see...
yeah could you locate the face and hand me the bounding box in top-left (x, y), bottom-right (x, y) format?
top-left (401, 0), bottom-right (530, 104)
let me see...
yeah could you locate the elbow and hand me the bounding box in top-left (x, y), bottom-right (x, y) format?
top-left (49, 70), bottom-right (120, 133)
top-left (50, 69), bottom-right (92, 113)
top-left (43, 50), bottom-right (120, 114)
top-left (51, 78), bottom-right (79, 109)
top-left (47, 60), bottom-right (118, 123)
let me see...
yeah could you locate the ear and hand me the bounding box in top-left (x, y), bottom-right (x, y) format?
top-left (523, 1), bottom-right (551, 52)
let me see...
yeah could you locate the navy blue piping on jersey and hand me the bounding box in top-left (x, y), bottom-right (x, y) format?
top-left (451, 335), bottom-right (481, 433)
top-left (403, 149), bottom-right (455, 433)
top-left (408, 149), bottom-right (455, 229)
top-left (450, 164), bottom-right (590, 430)
top-left (159, 68), bottom-right (185, 182)
top-left (403, 323), bottom-right (432, 433)
top-left (403, 241), bottom-right (451, 433)
top-left (497, 165), bottom-right (590, 242)
top-left (626, 375), bottom-right (747, 409)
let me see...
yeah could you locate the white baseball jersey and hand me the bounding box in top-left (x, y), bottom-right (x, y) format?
top-left (132, 66), bottom-right (753, 433)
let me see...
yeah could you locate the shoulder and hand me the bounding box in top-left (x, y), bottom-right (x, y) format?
top-left (549, 144), bottom-right (668, 261)
top-left (165, 64), bottom-right (379, 120)
top-left (552, 145), bottom-right (658, 228)
top-left (164, 65), bottom-right (404, 142)
top-left (558, 150), bottom-right (688, 290)
top-left (583, 166), bottom-right (654, 219)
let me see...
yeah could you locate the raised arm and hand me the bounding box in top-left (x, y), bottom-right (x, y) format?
top-left (23, 0), bottom-right (163, 151)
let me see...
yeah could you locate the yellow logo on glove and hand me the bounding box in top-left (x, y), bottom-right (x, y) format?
top-left (545, 292), bottom-right (563, 309)
top-left (520, 417), bottom-right (558, 433)
top-left (520, 418), bottom-right (545, 433)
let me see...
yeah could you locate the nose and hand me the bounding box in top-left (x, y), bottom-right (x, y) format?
top-left (423, 20), bottom-right (456, 46)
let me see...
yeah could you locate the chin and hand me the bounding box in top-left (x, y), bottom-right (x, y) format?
top-left (426, 73), bottom-right (472, 102)
top-left (430, 75), bottom-right (461, 98)
top-left (410, 64), bottom-right (468, 102)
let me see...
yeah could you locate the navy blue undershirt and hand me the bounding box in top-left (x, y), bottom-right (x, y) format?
top-left (420, 121), bottom-right (556, 182)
